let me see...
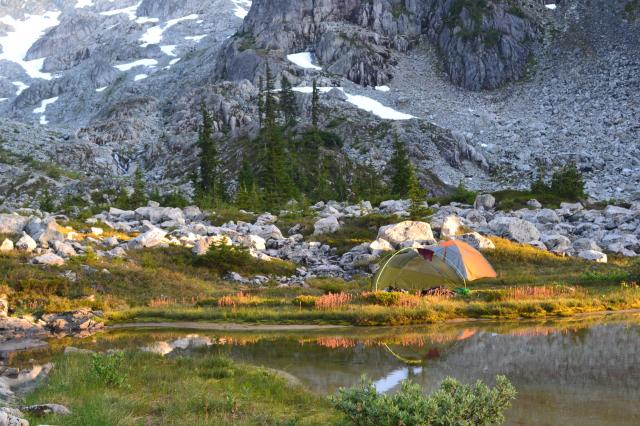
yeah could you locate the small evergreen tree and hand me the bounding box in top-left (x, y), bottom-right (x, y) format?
top-left (257, 76), bottom-right (265, 127)
top-left (388, 136), bottom-right (413, 198)
top-left (236, 156), bottom-right (262, 210)
top-left (311, 79), bottom-right (320, 128)
top-left (550, 162), bottom-right (585, 199)
top-left (39, 188), bottom-right (56, 212)
top-left (280, 75), bottom-right (297, 127)
top-left (407, 165), bottom-right (427, 219)
top-left (129, 168), bottom-right (147, 208)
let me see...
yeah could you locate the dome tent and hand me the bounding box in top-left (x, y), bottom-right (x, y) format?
top-left (373, 240), bottom-right (497, 291)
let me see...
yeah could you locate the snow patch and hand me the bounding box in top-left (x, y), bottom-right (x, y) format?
top-left (0, 98), bottom-right (8, 102)
top-left (375, 86), bottom-right (390, 92)
top-left (75, 0), bottom-right (94, 8)
top-left (160, 45), bottom-right (178, 57)
top-left (134, 74), bottom-right (148, 81)
top-left (344, 94), bottom-right (415, 120)
top-left (0, 11), bottom-right (62, 80)
top-left (33, 96), bottom-right (58, 125)
top-left (12, 81), bottom-right (29, 96)
top-left (96, 86), bottom-right (107, 92)
top-left (293, 86), bottom-right (414, 120)
top-left (185, 35), bottom-right (207, 42)
top-left (140, 14), bottom-right (199, 47)
top-left (231, 0), bottom-right (251, 19)
top-left (100, 2), bottom-right (141, 20)
top-left (287, 52), bottom-right (322, 70)
top-left (136, 16), bottom-right (159, 24)
top-left (114, 58), bottom-right (157, 71)
top-left (545, 3), bottom-right (557, 10)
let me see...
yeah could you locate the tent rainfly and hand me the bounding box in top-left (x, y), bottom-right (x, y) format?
top-left (373, 240), bottom-right (497, 291)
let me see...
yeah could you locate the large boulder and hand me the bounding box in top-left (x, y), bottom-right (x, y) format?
top-left (578, 250), bottom-right (608, 263)
top-left (377, 221), bottom-right (435, 247)
top-left (488, 217), bottom-right (541, 243)
top-left (313, 216), bottom-right (341, 235)
top-left (53, 240), bottom-right (77, 258)
top-left (535, 209), bottom-right (561, 224)
top-left (541, 234), bottom-right (572, 255)
top-left (15, 233), bottom-right (37, 252)
top-left (0, 214), bottom-right (29, 235)
top-left (456, 232), bottom-right (495, 250)
top-left (26, 218), bottom-right (65, 248)
top-left (439, 215), bottom-right (463, 240)
top-left (32, 253), bottom-right (65, 266)
top-left (378, 200), bottom-right (410, 216)
top-left (128, 228), bottom-right (168, 249)
top-left (473, 194), bottom-right (495, 210)
top-left (572, 238), bottom-right (602, 252)
top-left (0, 239), bottom-right (13, 253)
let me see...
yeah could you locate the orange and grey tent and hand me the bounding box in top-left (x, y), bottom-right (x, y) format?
top-left (373, 240), bottom-right (497, 291)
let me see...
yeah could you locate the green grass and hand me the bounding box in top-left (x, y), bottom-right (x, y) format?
top-left (25, 351), bottom-right (342, 425)
top-left (309, 214), bottom-right (399, 255)
top-left (491, 189), bottom-right (577, 211)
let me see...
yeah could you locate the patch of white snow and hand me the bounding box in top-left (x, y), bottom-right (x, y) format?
top-left (12, 81), bottom-right (29, 96)
top-left (75, 0), bottom-right (94, 8)
top-left (545, 3), bottom-right (557, 10)
top-left (292, 86), bottom-right (414, 120)
top-left (375, 85), bottom-right (391, 92)
top-left (134, 74), bottom-right (148, 81)
top-left (287, 52), bottom-right (322, 71)
top-left (114, 58), bottom-right (158, 71)
top-left (140, 14), bottom-right (199, 47)
top-left (231, 0), bottom-right (251, 19)
top-left (100, 2), bottom-right (141, 20)
top-left (33, 96), bottom-right (58, 125)
top-left (95, 86), bottom-right (107, 92)
top-left (160, 45), bottom-right (177, 57)
top-left (0, 12), bottom-right (62, 80)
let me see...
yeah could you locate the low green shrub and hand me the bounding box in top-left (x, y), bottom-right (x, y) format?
top-left (363, 291), bottom-right (401, 306)
top-left (331, 375), bottom-right (516, 426)
top-left (91, 351), bottom-right (128, 388)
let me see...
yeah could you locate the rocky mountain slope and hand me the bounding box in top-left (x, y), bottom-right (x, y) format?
top-left (0, 0), bottom-right (637, 208)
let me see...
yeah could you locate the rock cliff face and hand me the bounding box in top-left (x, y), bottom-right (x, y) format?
top-left (0, 0), bottom-right (638, 207)
top-left (218, 0), bottom-right (537, 90)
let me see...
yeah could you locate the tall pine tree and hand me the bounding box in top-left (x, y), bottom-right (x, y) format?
top-left (261, 64), bottom-right (294, 209)
top-left (195, 102), bottom-right (225, 206)
top-left (388, 135), bottom-right (413, 198)
top-left (311, 79), bottom-right (320, 128)
top-left (280, 75), bottom-right (297, 127)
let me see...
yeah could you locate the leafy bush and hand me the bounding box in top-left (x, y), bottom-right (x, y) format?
top-left (91, 351), bottom-right (128, 388)
top-left (331, 375), bottom-right (516, 426)
top-left (363, 291), bottom-right (401, 306)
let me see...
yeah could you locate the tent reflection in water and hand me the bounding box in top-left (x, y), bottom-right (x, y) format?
top-left (373, 240), bottom-right (497, 291)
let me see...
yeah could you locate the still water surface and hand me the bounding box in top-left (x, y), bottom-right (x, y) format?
top-left (18, 314), bottom-right (640, 425)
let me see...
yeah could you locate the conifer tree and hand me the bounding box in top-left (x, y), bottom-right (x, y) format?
top-left (236, 156), bottom-right (261, 210)
top-left (195, 102), bottom-right (224, 206)
top-left (129, 168), bottom-right (147, 208)
top-left (311, 79), bottom-right (320, 128)
top-left (257, 76), bottom-right (265, 128)
top-left (280, 75), bottom-right (297, 127)
top-left (407, 164), bottom-right (427, 219)
top-left (261, 64), bottom-right (294, 209)
top-left (388, 135), bottom-right (413, 198)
